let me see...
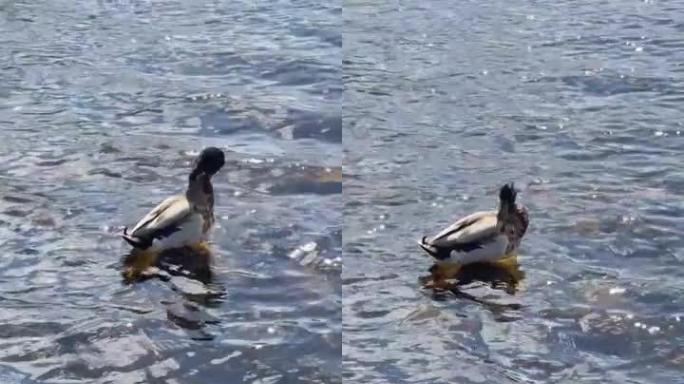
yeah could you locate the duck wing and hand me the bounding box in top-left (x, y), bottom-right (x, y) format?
top-left (420, 211), bottom-right (500, 258)
top-left (127, 195), bottom-right (190, 239)
top-left (430, 211), bottom-right (498, 245)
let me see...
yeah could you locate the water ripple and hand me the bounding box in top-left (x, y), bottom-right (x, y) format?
top-left (345, 1), bottom-right (684, 383)
top-left (0, 0), bottom-right (340, 382)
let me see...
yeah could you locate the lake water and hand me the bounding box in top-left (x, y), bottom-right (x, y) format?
top-left (3, 0), bottom-right (684, 383)
top-left (0, 0), bottom-right (340, 382)
top-left (344, 1), bottom-right (684, 383)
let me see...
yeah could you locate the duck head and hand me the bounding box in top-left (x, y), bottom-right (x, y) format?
top-left (187, 147), bottom-right (225, 211)
top-left (189, 147), bottom-right (225, 181)
top-left (497, 183), bottom-right (517, 218)
top-left (497, 183), bottom-right (528, 239)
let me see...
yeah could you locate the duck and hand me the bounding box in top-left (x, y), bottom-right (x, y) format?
top-left (418, 183), bottom-right (529, 286)
top-left (122, 147), bottom-right (225, 253)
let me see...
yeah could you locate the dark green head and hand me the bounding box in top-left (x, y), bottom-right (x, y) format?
top-left (499, 183), bottom-right (517, 206)
top-left (190, 147), bottom-right (225, 179)
top-left (497, 183), bottom-right (518, 222)
top-left (497, 183), bottom-right (527, 239)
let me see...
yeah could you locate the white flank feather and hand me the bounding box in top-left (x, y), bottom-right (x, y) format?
top-left (440, 234), bottom-right (509, 265)
top-left (150, 213), bottom-right (205, 251)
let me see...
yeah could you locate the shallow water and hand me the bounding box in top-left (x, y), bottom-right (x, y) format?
top-left (0, 1), bottom-right (340, 382)
top-left (344, 1), bottom-right (684, 383)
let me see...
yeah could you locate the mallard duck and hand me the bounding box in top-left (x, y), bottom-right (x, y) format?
top-left (122, 147), bottom-right (225, 252)
top-left (419, 183), bottom-right (529, 284)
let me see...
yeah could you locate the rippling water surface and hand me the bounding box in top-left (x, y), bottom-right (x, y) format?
top-left (0, 0), bottom-right (340, 382)
top-left (344, 1), bottom-right (684, 383)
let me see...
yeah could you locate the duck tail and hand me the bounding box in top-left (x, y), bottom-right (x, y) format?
top-left (122, 227), bottom-right (152, 249)
top-left (418, 236), bottom-right (439, 257)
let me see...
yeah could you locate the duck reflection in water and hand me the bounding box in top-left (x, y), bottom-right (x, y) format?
top-left (420, 255), bottom-right (525, 308)
top-left (122, 243), bottom-right (222, 339)
top-left (121, 241), bottom-right (213, 284)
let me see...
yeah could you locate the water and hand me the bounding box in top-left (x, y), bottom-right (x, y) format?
top-left (344, 1), bottom-right (684, 383)
top-left (0, 1), bottom-right (340, 382)
top-left (3, 0), bottom-right (684, 382)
